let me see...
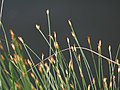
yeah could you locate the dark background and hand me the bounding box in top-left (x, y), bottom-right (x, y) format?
top-left (0, 0), bottom-right (120, 59)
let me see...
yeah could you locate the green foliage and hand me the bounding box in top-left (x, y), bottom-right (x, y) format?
top-left (0, 10), bottom-right (120, 90)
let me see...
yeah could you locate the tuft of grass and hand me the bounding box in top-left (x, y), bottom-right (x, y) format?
top-left (0, 9), bottom-right (120, 90)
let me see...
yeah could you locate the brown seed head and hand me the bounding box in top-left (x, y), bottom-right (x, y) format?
top-left (10, 30), bottom-right (15, 40)
top-left (38, 64), bottom-right (43, 74)
top-left (48, 56), bottom-right (55, 64)
top-left (54, 41), bottom-right (59, 49)
top-left (16, 83), bottom-right (21, 90)
top-left (27, 59), bottom-right (32, 67)
top-left (30, 72), bottom-right (35, 79)
top-left (0, 44), bottom-right (4, 51)
top-left (87, 36), bottom-right (91, 45)
top-left (70, 83), bottom-right (74, 89)
top-left (35, 79), bottom-right (39, 85)
top-left (69, 59), bottom-right (73, 71)
top-left (0, 54), bottom-right (5, 60)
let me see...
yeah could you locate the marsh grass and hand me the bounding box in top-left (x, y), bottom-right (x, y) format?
top-left (0, 9), bottom-right (120, 90)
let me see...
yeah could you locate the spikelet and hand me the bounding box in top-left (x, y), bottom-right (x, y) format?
top-left (98, 40), bottom-right (102, 52)
top-left (27, 59), bottom-right (32, 67)
top-left (22, 72), bottom-right (25, 77)
top-left (42, 53), bottom-right (44, 60)
top-left (46, 9), bottom-right (49, 15)
top-left (54, 32), bottom-right (56, 40)
top-left (92, 78), bottom-right (95, 85)
top-left (0, 54), bottom-right (5, 60)
top-left (103, 78), bottom-right (108, 89)
top-left (30, 72), bottom-right (35, 79)
top-left (109, 81), bottom-right (112, 89)
top-left (54, 41), bottom-right (59, 49)
top-left (69, 59), bottom-right (73, 71)
top-left (71, 44), bottom-right (76, 52)
top-left (38, 63), bottom-right (43, 74)
top-left (0, 44), bottom-right (4, 51)
top-left (48, 56), bottom-right (55, 64)
top-left (80, 71), bottom-right (83, 78)
top-left (31, 85), bottom-right (35, 90)
top-left (48, 35), bottom-right (54, 41)
top-left (65, 69), bottom-right (68, 75)
top-left (10, 30), bottom-right (15, 40)
top-left (16, 83), bottom-right (21, 90)
top-left (70, 83), bottom-right (74, 89)
top-left (87, 36), bottom-right (91, 45)
top-left (45, 63), bottom-right (50, 73)
top-left (18, 37), bottom-right (24, 43)
top-left (35, 24), bottom-right (40, 30)
top-left (11, 43), bottom-right (15, 50)
top-left (60, 84), bottom-right (65, 90)
top-left (68, 20), bottom-right (72, 27)
top-left (71, 31), bottom-right (75, 38)
top-left (87, 84), bottom-right (90, 90)
top-left (35, 79), bottom-right (39, 85)
top-left (118, 67), bottom-right (120, 73)
top-left (78, 54), bottom-right (81, 61)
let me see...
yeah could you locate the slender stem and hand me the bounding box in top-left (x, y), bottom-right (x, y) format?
top-left (0, 21), bottom-right (10, 55)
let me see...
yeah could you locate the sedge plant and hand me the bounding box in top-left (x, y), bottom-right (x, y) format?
top-left (0, 3), bottom-right (120, 90)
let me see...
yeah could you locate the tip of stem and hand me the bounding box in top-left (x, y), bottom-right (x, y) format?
top-left (67, 37), bottom-right (69, 43)
top-left (87, 36), bottom-right (91, 44)
top-left (35, 24), bottom-right (40, 30)
top-left (68, 19), bottom-right (72, 26)
top-left (46, 9), bottom-right (49, 15)
top-left (18, 37), bottom-right (24, 43)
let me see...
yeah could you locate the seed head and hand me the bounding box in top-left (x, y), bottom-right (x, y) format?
top-left (109, 81), bottom-right (112, 88)
top-left (46, 9), bottom-right (49, 15)
top-left (69, 59), bottom-right (73, 71)
top-left (35, 79), bottom-right (39, 85)
top-left (60, 84), bottom-right (65, 90)
top-left (54, 41), bottom-right (59, 49)
top-left (70, 83), bottom-right (74, 89)
top-left (68, 20), bottom-right (72, 26)
top-left (10, 30), bottom-right (15, 40)
top-left (54, 32), bottom-right (57, 40)
top-left (48, 56), bottom-right (55, 64)
top-left (42, 53), bottom-right (44, 60)
top-left (30, 72), bottom-right (35, 79)
top-left (18, 37), bottom-right (24, 43)
top-left (87, 36), bottom-right (91, 45)
top-left (49, 35), bottom-right (54, 41)
top-left (36, 24), bottom-right (40, 30)
top-left (87, 84), bottom-right (90, 90)
top-left (92, 78), bottom-right (95, 84)
top-left (71, 31), bottom-right (75, 38)
top-left (78, 54), bottom-right (81, 61)
top-left (16, 83), bottom-right (21, 90)
top-left (38, 63), bottom-right (43, 74)
top-left (0, 54), bottom-right (5, 60)
top-left (27, 59), bottom-right (32, 67)
top-left (45, 63), bottom-right (50, 73)
top-left (11, 43), bottom-right (15, 50)
top-left (0, 44), bottom-right (4, 50)
top-left (118, 67), bottom-right (120, 73)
